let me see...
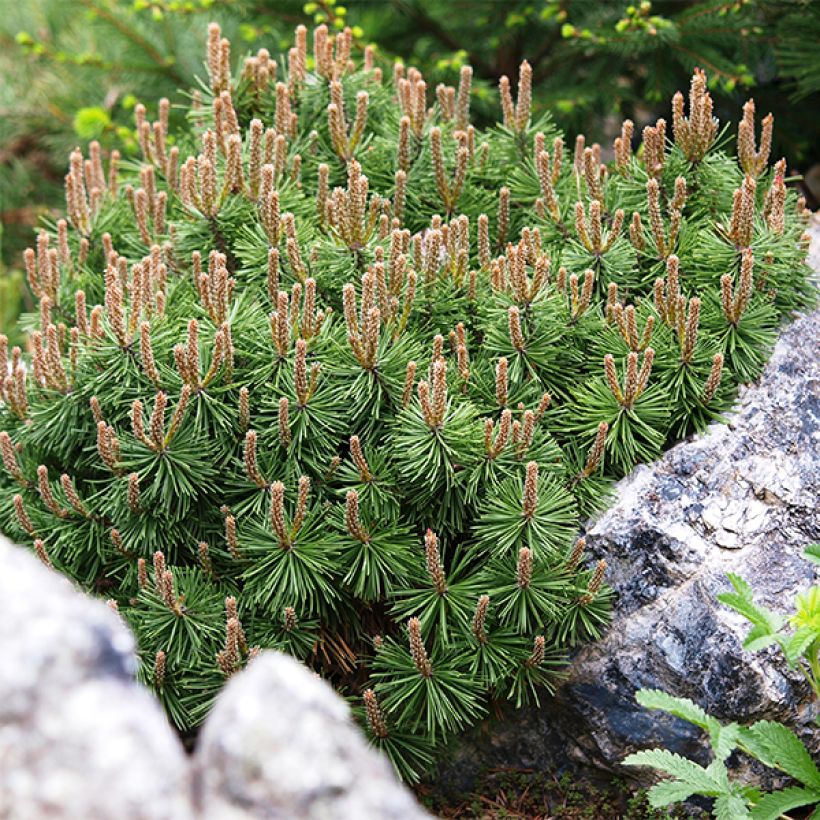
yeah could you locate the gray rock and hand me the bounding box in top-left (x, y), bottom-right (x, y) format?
top-left (564, 300), bottom-right (820, 773)
top-left (435, 225), bottom-right (820, 796)
top-left (192, 652), bottom-right (428, 819)
top-left (0, 533), bottom-right (192, 820)
top-left (0, 533), bottom-right (426, 818)
top-left (807, 213), bottom-right (820, 285)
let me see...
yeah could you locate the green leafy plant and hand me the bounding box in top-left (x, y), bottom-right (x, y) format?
top-left (625, 546), bottom-right (820, 818)
top-left (720, 545), bottom-right (820, 701)
top-left (0, 19), bottom-right (813, 782)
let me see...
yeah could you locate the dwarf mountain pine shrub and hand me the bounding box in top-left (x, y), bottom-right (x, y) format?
top-left (0, 22), bottom-right (813, 781)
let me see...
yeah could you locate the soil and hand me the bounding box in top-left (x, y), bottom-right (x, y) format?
top-left (414, 767), bottom-right (704, 819)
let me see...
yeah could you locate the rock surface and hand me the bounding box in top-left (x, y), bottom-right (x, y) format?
top-left (193, 653), bottom-right (428, 819)
top-left (436, 221), bottom-right (820, 795)
top-left (0, 533), bottom-right (192, 820)
top-left (563, 295), bottom-right (819, 769)
top-left (0, 532), bottom-right (425, 819)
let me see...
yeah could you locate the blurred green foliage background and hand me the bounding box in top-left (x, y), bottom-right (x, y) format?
top-left (1, 0), bottom-right (818, 338)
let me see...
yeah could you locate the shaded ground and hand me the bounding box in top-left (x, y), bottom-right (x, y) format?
top-left (415, 768), bottom-right (702, 819)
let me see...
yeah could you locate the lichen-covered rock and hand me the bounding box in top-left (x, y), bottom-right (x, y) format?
top-left (192, 653), bottom-right (428, 819)
top-left (434, 224), bottom-right (820, 796)
top-left (0, 533), bottom-right (192, 820)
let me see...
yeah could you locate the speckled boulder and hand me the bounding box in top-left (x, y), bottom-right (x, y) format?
top-left (192, 652), bottom-right (428, 819)
top-left (0, 533), bottom-right (192, 820)
top-left (0, 533), bottom-right (426, 819)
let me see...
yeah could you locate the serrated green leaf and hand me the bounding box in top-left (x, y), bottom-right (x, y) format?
top-left (624, 749), bottom-right (726, 795)
top-left (715, 793), bottom-right (752, 819)
top-left (709, 722), bottom-right (742, 762)
top-left (725, 573), bottom-right (754, 599)
top-left (718, 582), bottom-right (783, 635)
top-left (750, 785), bottom-right (820, 820)
top-left (745, 721), bottom-right (820, 789)
top-left (804, 544), bottom-right (820, 566)
top-left (742, 623), bottom-right (780, 653)
top-left (783, 626), bottom-right (818, 666)
top-left (635, 688), bottom-right (715, 732)
top-left (645, 778), bottom-right (703, 807)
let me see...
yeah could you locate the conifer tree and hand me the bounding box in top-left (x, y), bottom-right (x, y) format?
top-left (0, 21), bottom-right (813, 781)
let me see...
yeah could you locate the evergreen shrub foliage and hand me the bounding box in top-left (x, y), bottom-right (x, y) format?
top-left (0, 21), bottom-right (813, 781)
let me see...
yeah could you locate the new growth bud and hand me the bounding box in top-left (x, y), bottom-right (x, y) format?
top-left (407, 617), bottom-right (433, 677)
